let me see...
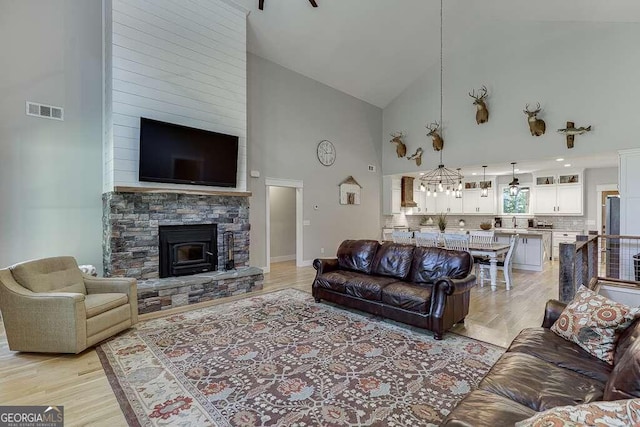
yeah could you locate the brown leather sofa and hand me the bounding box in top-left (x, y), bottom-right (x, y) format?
top-left (442, 299), bottom-right (640, 426)
top-left (312, 240), bottom-right (476, 339)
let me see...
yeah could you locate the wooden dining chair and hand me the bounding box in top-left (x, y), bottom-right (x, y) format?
top-left (414, 232), bottom-right (440, 247)
top-left (392, 231), bottom-right (414, 244)
top-left (478, 234), bottom-right (519, 290)
top-left (469, 230), bottom-right (495, 263)
top-left (443, 233), bottom-right (470, 251)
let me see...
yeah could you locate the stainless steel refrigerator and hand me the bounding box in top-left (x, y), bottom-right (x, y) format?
top-left (605, 196), bottom-right (620, 278)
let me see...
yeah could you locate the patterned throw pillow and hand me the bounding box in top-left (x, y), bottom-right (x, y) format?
top-left (551, 285), bottom-right (640, 365)
top-left (515, 399), bottom-right (640, 427)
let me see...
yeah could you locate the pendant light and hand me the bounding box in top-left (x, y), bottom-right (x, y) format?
top-left (480, 165), bottom-right (489, 197)
top-left (418, 0), bottom-right (463, 197)
top-left (509, 162), bottom-right (520, 197)
top-left (455, 168), bottom-right (463, 198)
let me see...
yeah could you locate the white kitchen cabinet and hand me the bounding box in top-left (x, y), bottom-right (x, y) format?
top-left (436, 194), bottom-right (463, 214)
top-left (382, 176), bottom-right (401, 215)
top-left (552, 231), bottom-right (580, 260)
top-left (412, 180), bottom-right (438, 214)
top-left (463, 189), bottom-right (496, 214)
top-left (533, 170), bottom-right (583, 215)
top-left (494, 232), bottom-right (545, 271)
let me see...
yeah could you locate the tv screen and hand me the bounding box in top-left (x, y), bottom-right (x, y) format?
top-left (138, 118), bottom-right (239, 187)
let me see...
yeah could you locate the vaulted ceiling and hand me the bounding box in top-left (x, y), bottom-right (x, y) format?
top-left (234, 0), bottom-right (640, 108)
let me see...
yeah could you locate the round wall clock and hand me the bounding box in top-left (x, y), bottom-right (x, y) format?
top-left (317, 140), bottom-right (336, 166)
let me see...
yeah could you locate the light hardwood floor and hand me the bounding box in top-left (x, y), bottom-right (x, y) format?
top-left (0, 260), bottom-right (559, 426)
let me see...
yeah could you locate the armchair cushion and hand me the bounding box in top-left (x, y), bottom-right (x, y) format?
top-left (85, 293), bottom-right (128, 318)
top-left (11, 256), bottom-right (86, 295)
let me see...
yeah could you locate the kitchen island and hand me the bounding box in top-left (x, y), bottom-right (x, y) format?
top-left (493, 229), bottom-right (551, 272)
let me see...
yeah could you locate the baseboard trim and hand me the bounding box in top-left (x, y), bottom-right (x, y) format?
top-left (297, 259), bottom-right (313, 267)
top-left (270, 254), bottom-right (296, 263)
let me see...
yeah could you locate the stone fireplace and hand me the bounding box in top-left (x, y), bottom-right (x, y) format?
top-left (102, 192), bottom-right (249, 279)
top-left (102, 191), bottom-right (263, 313)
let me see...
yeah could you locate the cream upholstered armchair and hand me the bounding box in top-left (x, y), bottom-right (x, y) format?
top-left (0, 256), bottom-right (137, 353)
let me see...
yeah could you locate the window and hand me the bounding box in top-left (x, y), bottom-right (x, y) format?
top-left (501, 186), bottom-right (531, 215)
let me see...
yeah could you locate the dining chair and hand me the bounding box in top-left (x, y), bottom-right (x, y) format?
top-left (392, 231), bottom-right (414, 244)
top-left (469, 230), bottom-right (495, 263)
top-left (414, 232), bottom-right (440, 247)
top-left (478, 234), bottom-right (519, 290)
top-left (443, 233), bottom-right (470, 251)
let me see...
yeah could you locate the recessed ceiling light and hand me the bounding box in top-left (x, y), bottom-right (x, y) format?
top-left (472, 172), bottom-right (477, 176)
top-left (556, 158), bottom-right (564, 162)
top-left (564, 163), bottom-right (571, 167)
top-left (419, 172), bottom-right (425, 176)
top-left (514, 169), bottom-right (520, 172)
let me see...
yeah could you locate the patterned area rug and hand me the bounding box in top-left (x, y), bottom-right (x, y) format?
top-left (98, 289), bottom-right (503, 426)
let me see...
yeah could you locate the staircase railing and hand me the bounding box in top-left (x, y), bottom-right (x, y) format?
top-left (558, 234), bottom-right (640, 302)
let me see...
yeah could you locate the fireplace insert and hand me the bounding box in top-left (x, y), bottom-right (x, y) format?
top-left (158, 224), bottom-right (217, 278)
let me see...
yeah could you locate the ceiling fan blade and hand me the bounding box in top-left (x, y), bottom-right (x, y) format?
top-left (309, 0), bottom-right (318, 7)
top-left (259, 0), bottom-right (264, 10)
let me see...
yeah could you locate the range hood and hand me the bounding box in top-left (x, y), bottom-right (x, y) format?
top-left (401, 176), bottom-right (418, 207)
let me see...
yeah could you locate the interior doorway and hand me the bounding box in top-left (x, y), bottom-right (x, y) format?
top-left (269, 186), bottom-right (296, 264)
top-left (264, 178), bottom-right (304, 273)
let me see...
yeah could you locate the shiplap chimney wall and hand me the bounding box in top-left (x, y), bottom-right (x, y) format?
top-left (103, 0), bottom-right (248, 192)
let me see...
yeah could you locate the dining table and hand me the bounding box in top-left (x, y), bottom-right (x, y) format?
top-left (468, 242), bottom-right (511, 290)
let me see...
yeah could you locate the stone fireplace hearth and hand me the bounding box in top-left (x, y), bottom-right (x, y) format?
top-left (102, 191), bottom-right (263, 313)
top-left (102, 192), bottom-right (250, 279)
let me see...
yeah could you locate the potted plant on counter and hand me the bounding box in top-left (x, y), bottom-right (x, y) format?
top-left (437, 213), bottom-right (447, 232)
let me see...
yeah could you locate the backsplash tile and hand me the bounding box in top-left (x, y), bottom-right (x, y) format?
top-left (382, 212), bottom-right (586, 232)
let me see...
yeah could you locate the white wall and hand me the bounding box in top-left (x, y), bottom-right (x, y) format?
top-left (383, 21), bottom-right (640, 175)
top-left (248, 54), bottom-right (383, 268)
top-left (104, 0), bottom-right (248, 192)
top-left (269, 186), bottom-right (296, 261)
top-left (0, 0), bottom-right (103, 268)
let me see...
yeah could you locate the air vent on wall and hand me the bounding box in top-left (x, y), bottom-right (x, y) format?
top-left (26, 101), bottom-right (64, 121)
top-left (368, 165), bottom-right (376, 172)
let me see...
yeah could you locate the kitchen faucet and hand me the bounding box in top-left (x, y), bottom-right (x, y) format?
top-left (512, 216), bottom-right (517, 228)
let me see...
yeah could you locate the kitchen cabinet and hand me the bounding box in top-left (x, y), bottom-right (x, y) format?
top-left (382, 176), bottom-right (401, 215)
top-left (413, 180), bottom-right (437, 214)
top-left (552, 231), bottom-right (581, 260)
top-left (436, 194), bottom-right (463, 214)
top-left (494, 232), bottom-right (545, 271)
top-left (463, 189), bottom-right (496, 214)
top-left (533, 171), bottom-right (583, 215)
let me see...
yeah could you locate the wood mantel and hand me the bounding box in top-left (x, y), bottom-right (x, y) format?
top-left (113, 186), bottom-right (252, 197)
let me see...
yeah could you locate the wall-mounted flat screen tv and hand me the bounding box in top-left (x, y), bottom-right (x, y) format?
top-left (139, 118), bottom-right (238, 188)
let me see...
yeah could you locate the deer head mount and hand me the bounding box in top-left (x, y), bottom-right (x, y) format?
top-left (389, 132), bottom-right (407, 158)
top-left (469, 85), bottom-right (489, 124)
top-left (407, 147), bottom-right (423, 167)
top-left (425, 122), bottom-right (444, 151)
top-left (524, 103), bottom-right (546, 136)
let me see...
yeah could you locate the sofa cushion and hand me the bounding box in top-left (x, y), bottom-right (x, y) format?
top-left (85, 293), bottom-right (129, 318)
top-left (508, 328), bottom-right (612, 383)
top-left (408, 247), bottom-right (473, 284)
top-left (551, 285), bottom-right (640, 364)
top-left (515, 399), bottom-right (640, 427)
top-left (381, 282), bottom-right (432, 314)
top-left (478, 352), bottom-right (604, 412)
top-left (11, 256), bottom-right (87, 294)
top-left (441, 390), bottom-right (536, 427)
top-left (371, 242), bottom-right (414, 279)
top-left (604, 337), bottom-right (640, 400)
top-left (336, 240), bottom-right (379, 274)
top-left (315, 271), bottom-right (370, 294)
top-left (344, 276), bottom-right (396, 301)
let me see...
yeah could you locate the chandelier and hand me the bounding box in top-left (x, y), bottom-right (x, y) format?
top-left (419, 0), bottom-right (462, 197)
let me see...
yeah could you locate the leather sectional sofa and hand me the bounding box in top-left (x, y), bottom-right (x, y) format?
top-left (442, 299), bottom-right (640, 426)
top-left (312, 239), bottom-right (476, 339)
